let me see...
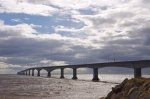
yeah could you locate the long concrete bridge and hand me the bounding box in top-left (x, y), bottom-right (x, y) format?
top-left (17, 60), bottom-right (150, 81)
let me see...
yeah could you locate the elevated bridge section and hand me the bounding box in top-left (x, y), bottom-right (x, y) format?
top-left (18, 60), bottom-right (150, 81)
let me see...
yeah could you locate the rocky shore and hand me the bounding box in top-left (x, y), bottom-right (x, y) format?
top-left (101, 78), bottom-right (150, 99)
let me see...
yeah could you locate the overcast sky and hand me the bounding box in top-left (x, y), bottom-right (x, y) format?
top-left (0, 0), bottom-right (150, 74)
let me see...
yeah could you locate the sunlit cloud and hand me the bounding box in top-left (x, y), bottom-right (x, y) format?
top-left (0, 0), bottom-right (150, 73)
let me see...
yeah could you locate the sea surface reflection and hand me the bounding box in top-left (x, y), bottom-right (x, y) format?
top-left (0, 74), bottom-right (149, 99)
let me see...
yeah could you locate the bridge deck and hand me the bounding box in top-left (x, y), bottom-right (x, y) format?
top-left (18, 60), bottom-right (150, 80)
top-left (21, 60), bottom-right (150, 72)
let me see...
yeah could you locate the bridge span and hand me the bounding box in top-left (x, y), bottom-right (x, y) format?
top-left (17, 60), bottom-right (150, 81)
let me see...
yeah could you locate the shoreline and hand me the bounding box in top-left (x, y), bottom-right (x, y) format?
top-left (101, 77), bottom-right (150, 99)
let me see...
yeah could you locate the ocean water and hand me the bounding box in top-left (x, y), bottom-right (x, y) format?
top-left (0, 74), bottom-right (149, 99)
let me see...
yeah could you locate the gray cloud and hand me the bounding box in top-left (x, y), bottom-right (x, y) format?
top-left (0, 0), bottom-right (150, 74)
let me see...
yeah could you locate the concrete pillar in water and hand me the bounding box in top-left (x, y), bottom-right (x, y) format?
top-left (37, 70), bottom-right (40, 77)
top-left (47, 71), bottom-right (51, 78)
top-left (72, 68), bottom-right (78, 80)
top-left (29, 70), bottom-right (30, 76)
top-left (60, 68), bottom-right (65, 78)
top-left (32, 69), bottom-right (34, 76)
top-left (92, 68), bottom-right (99, 81)
top-left (25, 71), bottom-right (27, 75)
top-left (134, 68), bottom-right (142, 78)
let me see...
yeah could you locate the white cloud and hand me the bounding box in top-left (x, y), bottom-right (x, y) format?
top-left (11, 18), bottom-right (22, 22)
top-left (0, 60), bottom-right (22, 74)
top-left (40, 59), bottom-right (67, 66)
top-left (0, 61), bottom-right (21, 69)
top-left (0, 0), bottom-right (58, 16)
top-left (0, 62), bottom-right (10, 69)
top-left (1, 0), bottom-right (150, 74)
top-left (49, 0), bottom-right (93, 10)
top-left (0, 22), bottom-right (37, 38)
top-left (0, 21), bottom-right (99, 72)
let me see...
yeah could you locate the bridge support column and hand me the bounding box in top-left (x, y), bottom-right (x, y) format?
top-left (37, 70), bottom-right (40, 77)
top-left (25, 71), bottom-right (27, 75)
top-left (92, 68), bottom-right (99, 81)
top-left (134, 68), bottom-right (142, 78)
top-left (47, 71), bottom-right (51, 78)
top-left (32, 69), bottom-right (34, 76)
top-left (72, 68), bottom-right (78, 80)
top-left (29, 70), bottom-right (30, 76)
top-left (60, 68), bottom-right (65, 78)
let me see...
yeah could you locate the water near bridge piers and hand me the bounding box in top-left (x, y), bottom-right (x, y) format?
top-left (0, 74), bottom-right (149, 99)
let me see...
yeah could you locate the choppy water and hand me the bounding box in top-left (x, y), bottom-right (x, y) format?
top-left (0, 74), bottom-right (149, 99)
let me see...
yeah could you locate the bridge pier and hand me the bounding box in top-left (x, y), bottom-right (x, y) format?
top-left (32, 69), bottom-right (34, 76)
top-left (60, 68), bottom-right (65, 78)
top-left (25, 71), bottom-right (27, 75)
top-left (47, 71), bottom-right (51, 77)
top-left (134, 68), bottom-right (142, 78)
top-left (92, 68), bottom-right (99, 81)
top-left (29, 70), bottom-right (31, 76)
top-left (72, 68), bottom-right (78, 80)
top-left (37, 70), bottom-right (40, 77)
